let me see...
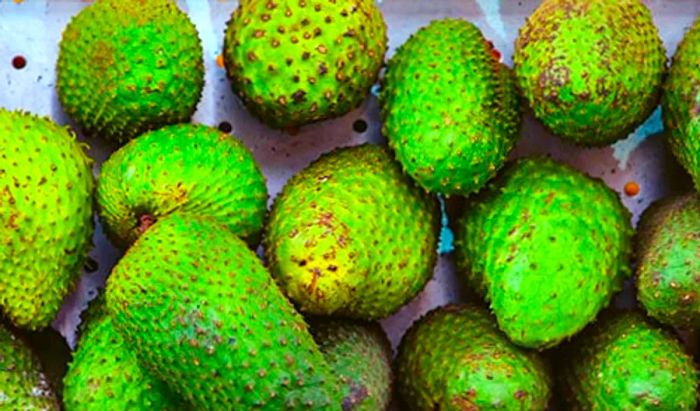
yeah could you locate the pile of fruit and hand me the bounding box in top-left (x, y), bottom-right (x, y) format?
top-left (3, 0), bottom-right (700, 409)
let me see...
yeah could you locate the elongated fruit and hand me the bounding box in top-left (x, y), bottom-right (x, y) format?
top-left (57, 0), bottom-right (204, 142)
top-left (0, 323), bottom-right (59, 410)
top-left (63, 294), bottom-right (184, 411)
top-left (514, 0), bottom-right (665, 145)
top-left (97, 124), bottom-right (267, 248)
top-left (310, 319), bottom-right (393, 411)
top-left (0, 109), bottom-right (94, 329)
top-left (264, 144), bottom-right (440, 320)
top-left (106, 213), bottom-right (345, 409)
top-left (223, 0), bottom-right (387, 129)
top-left (396, 304), bottom-right (551, 411)
top-left (381, 19), bottom-right (520, 196)
top-left (559, 311), bottom-right (698, 410)
top-left (636, 193), bottom-right (700, 328)
top-left (455, 157), bottom-right (633, 349)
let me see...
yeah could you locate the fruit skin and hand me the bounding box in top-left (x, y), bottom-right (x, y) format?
top-left (57, 0), bottom-right (204, 143)
top-left (97, 124), bottom-right (267, 248)
top-left (514, 0), bottom-right (665, 146)
top-left (455, 157), bottom-right (633, 349)
top-left (310, 319), bottom-right (393, 411)
top-left (106, 213), bottom-right (345, 410)
top-left (396, 304), bottom-right (551, 411)
top-left (264, 144), bottom-right (440, 320)
top-left (636, 193), bottom-right (700, 328)
top-left (0, 323), bottom-right (60, 410)
top-left (663, 17), bottom-right (700, 191)
top-left (63, 294), bottom-right (185, 411)
top-left (559, 310), bottom-right (698, 410)
top-left (381, 19), bottom-right (521, 196)
top-left (0, 109), bottom-right (94, 329)
top-left (223, 0), bottom-right (387, 129)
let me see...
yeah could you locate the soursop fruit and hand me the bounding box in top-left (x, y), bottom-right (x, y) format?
top-left (310, 319), bottom-right (393, 411)
top-left (264, 144), bottom-right (440, 320)
top-left (663, 17), bottom-right (700, 191)
top-left (97, 124), bottom-right (267, 248)
top-left (559, 310), bottom-right (698, 410)
top-left (106, 213), bottom-right (345, 409)
top-left (63, 294), bottom-right (185, 411)
top-left (514, 0), bottom-right (666, 145)
top-left (636, 193), bottom-right (700, 328)
top-left (0, 109), bottom-right (94, 329)
top-left (0, 323), bottom-right (60, 410)
top-left (455, 157), bottom-right (633, 349)
top-left (381, 19), bottom-right (520, 196)
top-left (396, 304), bottom-right (551, 411)
top-left (57, 0), bottom-right (204, 143)
top-left (223, 0), bottom-right (387, 129)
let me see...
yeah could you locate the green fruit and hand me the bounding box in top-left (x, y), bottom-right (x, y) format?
top-left (0, 323), bottom-right (60, 410)
top-left (0, 109), bottom-right (94, 329)
top-left (310, 319), bottom-right (393, 411)
top-left (559, 311), bottom-right (698, 410)
top-left (57, 0), bottom-right (204, 142)
top-left (514, 0), bottom-right (665, 145)
top-left (455, 157), bottom-right (633, 349)
top-left (223, 0), bottom-right (387, 129)
top-left (381, 19), bottom-right (520, 196)
top-left (264, 144), bottom-right (440, 319)
top-left (64, 294), bottom-right (185, 410)
top-left (396, 304), bottom-right (551, 411)
top-left (663, 17), bottom-right (700, 190)
top-left (97, 124), bottom-right (267, 248)
top-left (636, 194), bottom-right (700, 328)
top-left (106, 213), bottom-right (345, 409)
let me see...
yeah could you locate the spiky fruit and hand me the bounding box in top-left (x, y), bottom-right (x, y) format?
top-left (63, 294), bottom-right (184, 411)
top-left (264, 144), bottom-right (440, 319)
top-left (396, 304), bottom-right (551, 411)
top-left (0, 109), bottom-right (93, 329)
top-left (559, 311), bottom-right (698, 410)
top-left (223, 0), bottom-right (387, 129)
top-left (635, 194), bottom-right (700, 328)
top-left (0, 323), bottom-right (59, 410)
top-left (97, 124), bottom-right (267, 248)
top-left (57, 0), bottom-right (204, 143)
top-left (455, 157), bottom-right (633, 349)
top-left (106, 213), bottom-right (345, 409)
top-left (381, 19), bottom-right (520, 196)
top-left (310, 319), bottom-right (393, 411)
top-left (514, 0), bottom-right (665, 146)
top-left (663, 17), bottom-right (700, 191)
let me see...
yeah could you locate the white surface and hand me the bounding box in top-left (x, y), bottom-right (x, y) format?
top-left (0, 0), bottom-right (696, 354)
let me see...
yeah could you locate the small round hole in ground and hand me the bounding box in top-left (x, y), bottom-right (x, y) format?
top-left (12, 56), bottom-right (26, 70)
top-left (218, 121), bottom-right (232, 133)
top-left (353, 119), bottom-right (368, 133)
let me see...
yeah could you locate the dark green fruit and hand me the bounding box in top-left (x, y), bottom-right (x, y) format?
top-left (381, 19), bottom-right (520, 196)
top-left (455, 157), bottom-right (633, 349)
top-left (63, 294), bottom-right (184, 410)
top-left (559, 311), bottom-right (698, 410)
top-left (106, 213), bottom-right (345, 409)
top-left (57, 0), bottom-right (204, 142)
top-left (264, 144), bottom-right (440, 320)
top-left (663, 17), bottom-right (700, 191)
top-left (514, 0), bottom-right (665, 145)
top-left (0, 109), bottom-right (94, 329)
top-left (223, 0), bottom-right (387, 129)
top-left (396, 304), bottom-right (551, 411)
top-left (310, 319), bottom-right (393, 411)
top-left (636, 194), bottom-right (700, 328)
top-left (97, 124), bottom-right (267, 248)
top-left (0, 323), bottom-right (59, 410)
